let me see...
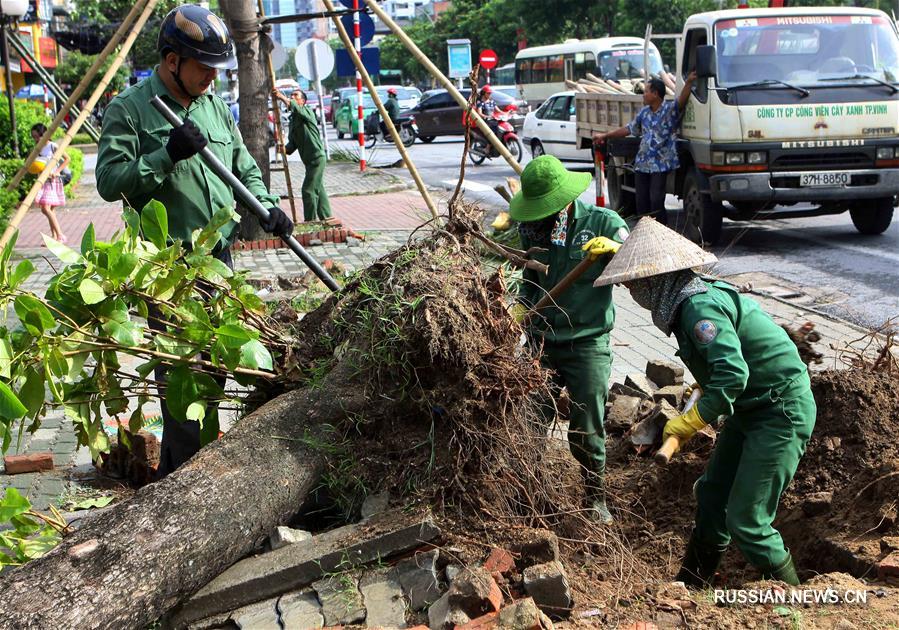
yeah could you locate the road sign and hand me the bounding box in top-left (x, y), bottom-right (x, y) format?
top-left (447, 39), bottom-right (472, 79)
top-left (295, 39), bottom-right (335, 81)
top-left (338, 0), bottom-right (353, 6)
top-left (335, 47), bottom-right (380, 78)
top-left (270, 40), bottom-right (288, 71)
top-left (341, 10), bottom-right (374, 47)
top-left (479, 49), bottom-right (498, 70)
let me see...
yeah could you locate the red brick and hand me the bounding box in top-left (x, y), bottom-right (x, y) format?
top-left (323, 259), bottom-right (334, 271)
top-left (4, 452), bottom-right (54, 474)
top-left (338, 228), bottom-right (348, 241)
top-left (486, 576), bottom-right (503, 612)
top-left (484, 548), bottom-right (515, 575)
top-left (454, 612), bottom-right (497, 630)
top-left (878, 552), bottom-right (899, 579)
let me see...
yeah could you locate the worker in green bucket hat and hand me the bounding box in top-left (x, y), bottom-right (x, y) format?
top-left (510, 155), bottom-right (630, 524)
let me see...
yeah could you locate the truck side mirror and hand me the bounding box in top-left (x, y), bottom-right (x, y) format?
top-left (696, 45), bottom-right (717, 79)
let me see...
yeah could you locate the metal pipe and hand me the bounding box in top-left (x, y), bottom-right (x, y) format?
top-left (1, 25), bottom-right (19, 157)
top-left (5, 31), bottom-right (100, 141)
top-left (149, 95), bottom-right (340, 292)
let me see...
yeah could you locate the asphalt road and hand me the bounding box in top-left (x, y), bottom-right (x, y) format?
top-left (325, 131), bottom-right (898, 330)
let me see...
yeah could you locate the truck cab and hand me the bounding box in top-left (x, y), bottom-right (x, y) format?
top-left (582, 7), bottom-right (899, 243)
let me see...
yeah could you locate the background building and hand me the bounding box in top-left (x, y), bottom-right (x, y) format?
top-left (263, 0), bottom-right (328, 49)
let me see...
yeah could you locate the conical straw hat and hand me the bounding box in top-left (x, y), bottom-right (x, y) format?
top-left (593, 217), bottom-right (718, 287)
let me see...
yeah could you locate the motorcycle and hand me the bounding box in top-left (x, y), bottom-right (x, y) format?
top-left (468, 106), bottom-right (523, 166)
top-left (364, 111), bottom-right (417, 148)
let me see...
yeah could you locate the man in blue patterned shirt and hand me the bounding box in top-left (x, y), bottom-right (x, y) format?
top-left (594, 72), bottom-right (696, 225)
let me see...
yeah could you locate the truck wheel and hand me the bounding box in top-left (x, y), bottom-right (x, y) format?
top-left (680, 170), bottom-right (724, 245)
top-left (419, 136), bottom-right (435, 143)
top-left (850, 197), bottom-right (894, 235)
top-left (606, 163), bottom-right (635, 215)
top-left (337, 130), bottom-right (345, 139)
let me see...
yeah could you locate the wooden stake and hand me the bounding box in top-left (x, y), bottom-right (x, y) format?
top-left (362, 0), bottom-right (522, 175)
top-left (0, 0), bottom-right (161, 249)
top-left (321, 0), bottom-right (438, 220)
top-left (5, 0), bottom-right (152, 192)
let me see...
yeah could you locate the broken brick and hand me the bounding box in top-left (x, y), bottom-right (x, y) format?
top-left (653, 386), bottom-right (684, 407)
top-left (449, 567), bottom-right (503, 617)
top-left (509, 529), bottom-right (560, 569)
top-left (625, 373), bottom-right (658, 398)
top-left (3, 452), bottom-right (53, 474)
top-left (484, 548), bottom-right (515, 575)
top-left (878, 552), bottom-right (899, 580)
top-left (522, 561), bottom-right (572, 618)
top-left (496, 598), bottom-right (545, 630)
top-left (645, 360), bottom-right (684, 387)
top-left (454, 611), bottom-right (498, 630)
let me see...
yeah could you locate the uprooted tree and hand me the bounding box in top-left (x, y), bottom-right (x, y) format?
top-left (0, 200), bottom-right (609, 628)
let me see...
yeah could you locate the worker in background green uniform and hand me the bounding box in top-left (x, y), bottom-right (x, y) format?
top-left (97, 4), bottom-right (293, 478)
top-left (383, 87), bottom-right (401, 133)
top-left (593, 217), bottom-right (816, 586)
top-left (274, 88), bottom-right (332, 222)
top-left (511, 155), bottom-right (630, 524)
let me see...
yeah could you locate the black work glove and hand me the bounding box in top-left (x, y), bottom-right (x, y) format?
top-left (165, 119), bottom-right (208, 163)
top-left (260, 206), bottom-right (294, 236)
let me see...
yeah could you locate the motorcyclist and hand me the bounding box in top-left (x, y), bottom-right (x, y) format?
top-left (381, 87), bottom-right (401, 137)
top-left (477, 85), bottom-right (501, 138)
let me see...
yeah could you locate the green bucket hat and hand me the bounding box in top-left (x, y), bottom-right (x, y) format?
top-left (509, 155), bottom-right (592, 222)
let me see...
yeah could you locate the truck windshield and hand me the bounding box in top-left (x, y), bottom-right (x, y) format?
top-left (597, 49), bottom-right (664, 80)
top-left (714, 14), bottom-right (899, 87)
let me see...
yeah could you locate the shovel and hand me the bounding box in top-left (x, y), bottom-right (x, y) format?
top-left (149, 96), bottom-right (340, 292)
top-left (655, 387), bottom-right (702, 466)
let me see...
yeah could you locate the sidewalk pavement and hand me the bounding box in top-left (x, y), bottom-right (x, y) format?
top-left (1, 162), bottom-right (870, 513)
top-left (11, 161), bottom-right (424, 248)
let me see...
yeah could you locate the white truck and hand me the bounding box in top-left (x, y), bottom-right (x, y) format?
top-left (575, 6), bottom-right (899, 244)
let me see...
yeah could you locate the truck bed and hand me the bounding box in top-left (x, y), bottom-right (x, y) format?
top-left (574, 92), bottom-right (643, 149)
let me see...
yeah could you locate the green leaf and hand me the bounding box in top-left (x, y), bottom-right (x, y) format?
top-left (70, 496), bottom-right (114, 510)
top-left (186, 401), bottom-right (206, 422)
top-left (141, 200), bottom-right (169, 249)
top-left (128, 407), bottom-right (144, 434)
top-left (166, 366), bottom-right (222, 423)
top-left (9, 260), bottom-right (34, 289)
top-left (192, 206), bottom-right (240, 251)
top-left (78, 278), bottom-right (106, 305)
top-left (104, 381), bottom-right (128, 416)
top-left (13, 295), bottom-right (56, 336)
top-left (214, 324), bottom-right (255, 349)
top-left (199, 407), bottom-right (220, 446)
top-left (0, 339), bottom-right (12, 379)
top-left (0, 230), bottom-right (18, 280)
top-left (102, 318), bottom-right (144, 347)
top-left (239, 339), bottom-right (273, 371)
top-left (122, 207), bottom-right (140, 238)
top-left (18, 368), bottom-right (45, 418)
top-left (135, 359), bottom-right (162, 380)
top-left (198, 256), bottom-right (233, 283)
top-left (109, 252), bottom-right (138, 283)
top-left (0, 381), bottom-right (27, 420)
top-left (80, 223), bottom-right (95, 255)
top-left (42, 235), bottom-right (83, 264)
top-left (0, 488), bottom-right (30, 521)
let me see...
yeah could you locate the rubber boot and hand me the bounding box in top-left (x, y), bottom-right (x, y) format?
top-left (582, 471), bottom-right (613, 525)
top-left (675, 533), bottom-right (725, 588)
top-left (761, 553), bottom-right (800, 586)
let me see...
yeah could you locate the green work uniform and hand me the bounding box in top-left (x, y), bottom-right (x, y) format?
top-left (96, 69), bottom-right (280, 250)
top-left (285, 102), bottom-right (332, 222)
top-left (519, 200), bottom-right (629, 476)
top-left (384, 96), bottom-right (400, 122)
top-left (673, 281), bottom-right (816, 572)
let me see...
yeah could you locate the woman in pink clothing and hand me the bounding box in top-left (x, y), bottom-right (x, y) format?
top-left (30, 123), bottom-right (70, 244)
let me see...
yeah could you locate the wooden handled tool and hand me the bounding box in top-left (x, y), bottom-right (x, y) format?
top-left (655, 387), bottom-right (702, 466)
top-left (520, 255), bottom-right (598, 326)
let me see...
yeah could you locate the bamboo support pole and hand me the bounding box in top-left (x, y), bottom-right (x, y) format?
top-left (257, 0), bottom-right (298, 223)
top-left (362, 0), bottom-right (522, 175)
top-left (5, 0), bottom-right (151, 192)
top-left (0, 0), bottom-right (161, 249)
top-left (321, 0), bottom-right (438, 220)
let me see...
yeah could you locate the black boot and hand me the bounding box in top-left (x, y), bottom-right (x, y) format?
top-left (582, 471), bottom-right (613, 524)
top-left (761, 553), bottom-right (800, 586)
top-left (675, 533), bottom-right (725, 588)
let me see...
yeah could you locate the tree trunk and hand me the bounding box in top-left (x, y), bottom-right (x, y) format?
top-left (0, 379), bottom-right (376, 630)
top-left (221, 0), bottom-right (271, 242)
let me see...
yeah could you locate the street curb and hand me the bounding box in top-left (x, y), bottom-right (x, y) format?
top-left (233, 227), bottom-right (367, 251)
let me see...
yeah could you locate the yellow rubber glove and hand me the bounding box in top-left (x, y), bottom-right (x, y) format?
top-left (662, 405), bottom-right (706, 447)
top-left (581, 236), bottom-right (621, 261)
top-left (491, 211), bottom-right (512, 231)
top-left (510, 303), bottom-right (528, 323)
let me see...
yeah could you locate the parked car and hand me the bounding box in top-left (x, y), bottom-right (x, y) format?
top-left (488, 85), bottom-right (529, 114)
top-left (376, 85), bottom-right (420, 110)
top-left (334, 93), bottom-right (377, 137)
top-left (320, 95), bottom-right (333, 122)
top-left (408, 88), bottom-right (525, 142)
top-left (331, 87), bottom-right (358, 128)
top-left (522, 91), bottom-right (591, 162)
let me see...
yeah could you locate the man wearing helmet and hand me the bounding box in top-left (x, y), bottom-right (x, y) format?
top-left (476, 85), bottom-right (500, 137)
top-left (96, 4), bottom-right (294, 478)
top-left (381, 87), bottom-right (401, 137)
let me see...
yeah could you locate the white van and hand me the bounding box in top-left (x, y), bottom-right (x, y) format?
top-left (514, 37), bottom-right (665, 106)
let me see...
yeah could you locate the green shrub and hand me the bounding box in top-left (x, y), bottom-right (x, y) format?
top-left (70, 133), bottom-right (95, 146)
top-left (0, 100), bottom-right (52, 159)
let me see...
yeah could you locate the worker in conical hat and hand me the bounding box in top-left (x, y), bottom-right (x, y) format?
top-left (510, 155), bottom-right (630, 525)
top-left (594, 217), bottom-right (816, 586)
